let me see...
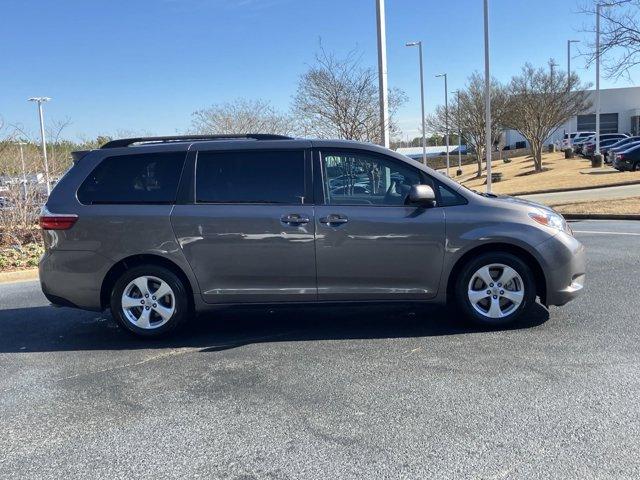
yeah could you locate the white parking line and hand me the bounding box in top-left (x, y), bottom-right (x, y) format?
top-left (573, 230), bottom-right (640, 236)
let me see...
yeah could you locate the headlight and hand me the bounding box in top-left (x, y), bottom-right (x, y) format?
top-left (529, 210), bottom-right (571, 234)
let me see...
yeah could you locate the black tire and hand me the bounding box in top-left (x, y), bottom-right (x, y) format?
top-left (633, 162), bottom-right (639, 172)
top-left (454, 252), bottom-right (537, 327)
top-left (110, 264), bottom-right (191, 338)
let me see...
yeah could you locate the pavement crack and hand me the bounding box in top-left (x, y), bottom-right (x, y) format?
top-left (53, 347), bottom-right (200, 382)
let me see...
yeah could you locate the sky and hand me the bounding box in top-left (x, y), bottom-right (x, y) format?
top-left (1, 0), bottom-right (637, 141)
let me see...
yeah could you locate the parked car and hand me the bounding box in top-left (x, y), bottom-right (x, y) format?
top-left (579, 133), bottom-right (628, 156)
top-left (572, 136), bottom-right (593, 155)
top-left (583, 137), bottom-right (624, 157)
top-left (0, 196), bottom-right (12, 210)
top-left (562, 131), bottom-right (595, 149)
top-left (39, 134), bottom-right (585, 338)
top-left (602, 136), bottom-right (640, 163)
top-left (610, 140), bottom-right (640, 165)
top-left (612, 144), bottom-right (640, 171)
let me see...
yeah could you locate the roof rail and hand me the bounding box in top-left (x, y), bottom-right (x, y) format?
top-left (100, 134), bottom-right (294, 149)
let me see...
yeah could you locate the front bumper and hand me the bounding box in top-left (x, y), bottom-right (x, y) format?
top-left (536, 231), bottom-right (586, 306)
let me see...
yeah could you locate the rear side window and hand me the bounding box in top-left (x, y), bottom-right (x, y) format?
top-left (195, 150), bottom-right (305, 204)
top-left (78, 152), bottom-right (185, 205)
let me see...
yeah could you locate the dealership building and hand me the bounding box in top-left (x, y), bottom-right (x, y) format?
top-left (504, 86), bottom-right (640, 148)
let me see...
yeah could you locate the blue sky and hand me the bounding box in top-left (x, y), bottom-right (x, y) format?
top-left (2, 0), bottom-right (636, 141)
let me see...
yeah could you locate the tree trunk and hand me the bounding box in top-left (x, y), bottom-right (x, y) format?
top-left (533, 144), bottom-right (543, 172)
top-left (476, 147), bottom-right (484, 177)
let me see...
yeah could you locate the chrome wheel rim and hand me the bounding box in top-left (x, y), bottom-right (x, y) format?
top-left (467, 263), bottom-right (524, 319)
top-left (121, 276), bottom-right (175, 329)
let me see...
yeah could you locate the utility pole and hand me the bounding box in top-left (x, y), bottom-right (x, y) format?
top-left (406, 41), bottom-right (427, 165)
top-left (483, 0), bottom-right (492, 193)
top-left (28, 96), bottom-right (51, 195)
top-left (436, 73), bottom-right (450, 176)
top-left (567, 39), bottom-right (580, 91)
top-left (376, 0), bottom-right (390, 148)
top-left (455, 89), bottom-right (463, 175)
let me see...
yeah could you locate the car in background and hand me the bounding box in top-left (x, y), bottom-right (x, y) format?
top-left (583, 138), bottom-right (622, 157)
top-left (612, 144), bottom-right (640, 171)
top-left (0, 196), bottom-right (11, 210)
top-left (610, 141), bottom-right (640, 164)
top-left (562, 131), bottom-right (594, 149)
top-left (572, 136), bottom-right (593, 155)
top-left (602, 136), bottom-right (640, 163)
top-left (578, 133), bottom-right (628, 156)
top-left (583, 137), bottom-right (629, 158)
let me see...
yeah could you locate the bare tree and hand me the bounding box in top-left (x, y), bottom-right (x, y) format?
top-left (292, 47), bottom-right (406, 143)
top-left (579, 0), bottom-right (640, 79)
top-left (190, 99), bottom-right (293, 135)
top-left (427, 73), bottom-right (508, 177)
top-left (504, 61), bottom-right (592, 172)
top-left (46, 117), bottom-right (72, 176)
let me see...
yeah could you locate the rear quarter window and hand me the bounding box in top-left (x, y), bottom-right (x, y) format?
top-left (77, 152), bottom-right (186, 205)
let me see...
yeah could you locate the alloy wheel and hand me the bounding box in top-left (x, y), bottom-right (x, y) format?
top-left (121, 275), bottom-right (176, 329)
top-left (467, 263), bottom-right (525, 319)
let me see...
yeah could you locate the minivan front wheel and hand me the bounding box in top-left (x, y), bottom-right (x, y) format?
top-left (455, 253), bottom-right (536, 326)
top-left (110, 265), bottom-right (190, 337)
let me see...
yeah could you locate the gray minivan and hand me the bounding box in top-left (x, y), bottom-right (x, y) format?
top-left (39, 135), bottom-right (585, 337)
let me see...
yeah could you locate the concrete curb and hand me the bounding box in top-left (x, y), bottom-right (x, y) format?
top-left (510, 180), bottom-right (640, 197)
top-left (563, 213), bottom-right (640, 221)
top-left (0, 269), bottom-right (39, 284)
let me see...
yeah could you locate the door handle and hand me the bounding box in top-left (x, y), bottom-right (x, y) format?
top-left (281, 213), bottom-right (310, 225)
top-left (320, 214), bottom-right (349, 225)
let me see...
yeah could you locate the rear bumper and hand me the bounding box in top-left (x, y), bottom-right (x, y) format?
top-left (536, 232), bottom-right (586, 306)
top-left (614, 161), bottom-right (634, 171)
top-left (39, 250), bottom-right (109, 311)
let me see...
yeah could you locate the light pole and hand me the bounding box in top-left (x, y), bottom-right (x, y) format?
top-left (376, 0), bottom-right (390, 148)
top-left (436, 73), bottom-right (450, 176)
top-left (406, 41), bottom-right (427, 165)
top-left (454, 89), bottom-right (463, 175)
top-left (594, 3), bottom-right (616, 157)
top-left (28, 96), bottom-right (51, 195)
top-left (483, 0), bottom-right (492, 193)
top-left (567, 39), bottom-right (580, 91)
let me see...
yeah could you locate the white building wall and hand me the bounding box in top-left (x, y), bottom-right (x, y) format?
top-left (503, 86), bottom-right (640, 148)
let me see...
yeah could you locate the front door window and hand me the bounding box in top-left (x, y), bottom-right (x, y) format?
top-left (321, 152), bottom-right (423, 206)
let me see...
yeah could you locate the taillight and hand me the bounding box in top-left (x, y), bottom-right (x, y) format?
top-left (618, 154), bottom-right (625, 160)
top-left (39, 207), bottom-right (78, 230)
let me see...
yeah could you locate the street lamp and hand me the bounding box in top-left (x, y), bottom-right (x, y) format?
top-left (436, 73), bottom-right (450, 176)
top-left (483, 0), bottom-right (492, 193)
top-left (595, 3), bottom-right (616, 157)
top-left (453, 89), bottom-right (463, 175)
top-left (405, 41), bottom-right (427, 165)
top-left (567, 39), bottom-right (580, 90)
top-left (376, 0), bottom-right (390, 148)
top-left (28, 96), bottom-right (51, 195)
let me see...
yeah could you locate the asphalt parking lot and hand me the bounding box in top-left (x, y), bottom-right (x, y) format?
top-left (1, 220), bottom-right (639, 479)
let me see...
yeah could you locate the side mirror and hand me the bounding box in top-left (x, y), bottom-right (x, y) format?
top-left (407, 184), bottom-right (436, 207)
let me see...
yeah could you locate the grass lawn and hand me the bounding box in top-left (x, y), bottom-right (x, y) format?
top-left (447, 152), bottom-right (640, 195)
top-left (551, 196), bottom-right (640, 215)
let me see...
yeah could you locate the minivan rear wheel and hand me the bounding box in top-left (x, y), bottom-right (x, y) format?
top-left (110, 265), bottom-right (190, 337)
top-left (455, 253), bottom-right (536, 327)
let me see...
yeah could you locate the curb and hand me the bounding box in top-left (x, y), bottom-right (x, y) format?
top-left (0, 269), bottom-right (39, 284)
top-left (563, 213), bottom-right (640, 221)
top-left (511, 180), bottom-right (640, 197)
